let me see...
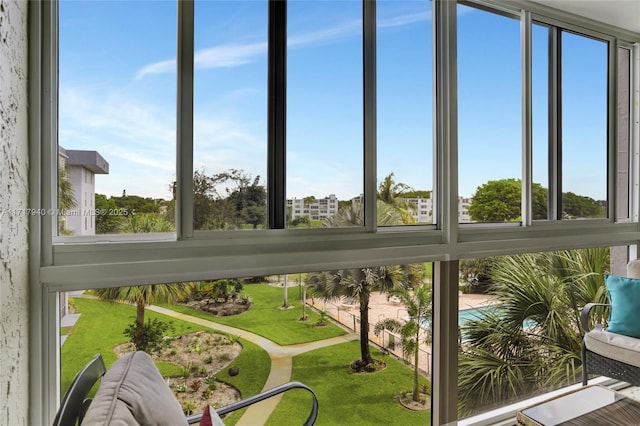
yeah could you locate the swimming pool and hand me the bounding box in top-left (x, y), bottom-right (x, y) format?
top-left (414, 305), bottom-right (536, 329)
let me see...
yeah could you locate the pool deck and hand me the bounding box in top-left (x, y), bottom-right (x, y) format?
top-left (308, 291), bottom-right (497, 376)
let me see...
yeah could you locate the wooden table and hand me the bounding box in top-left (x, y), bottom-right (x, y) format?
top-left (517, 385), bottom-right (640, 425)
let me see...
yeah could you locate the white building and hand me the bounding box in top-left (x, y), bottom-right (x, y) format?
top-left (58, 147), bottom-right (109, 236)
top-left (288, 194), bottom-right (339, 221)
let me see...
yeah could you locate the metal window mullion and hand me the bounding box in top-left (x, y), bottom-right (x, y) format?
top-left (435, 0), bottom-right (458, 242)
top-left (548, 27), bottom-right (561, 220)
top-left (522, 11), bottom-right (532, 226)
top-left (268, 0), bottom-right (287, 229)
top-left (633, 44), bottom-right (640, 224)
top-left (31, 1), bottom-right (59, 424)
top-left (432, 260), bottom-right (458, 426)
top-left (609, 39), bottom-right (619, 221)
top-left (363, 0), bottom-right (376, 232)
top-left (432, 1), bottom-right (458, 424)
top-left (177, 0), bottom-right (194, 239)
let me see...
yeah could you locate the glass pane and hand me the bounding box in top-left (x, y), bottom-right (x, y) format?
top-left (458, 5), bottom-right (522, 224)
top-left (532, 23), bottom-right (550, 220)
top-left (58, 1), bottom-right (176, 236)
top-left (286, 0), bottom-right (363, 228)
top-left (193, 0), bottom-right (268, 231)
top-left (377, 0), bottom-right (434, 227)
top-left (458, 246), bottom-right (624, 419)
top-left (616, 47), bottom-right (631, 221)
top-left (561, 31), bottom-right (608, 219)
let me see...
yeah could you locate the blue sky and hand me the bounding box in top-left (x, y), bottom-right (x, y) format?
top-left (59, 1), bottom-right (608, 202)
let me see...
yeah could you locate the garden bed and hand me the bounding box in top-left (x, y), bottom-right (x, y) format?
top-left (114, 330), bottom-right (242, 414)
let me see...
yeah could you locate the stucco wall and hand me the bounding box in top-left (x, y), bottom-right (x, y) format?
top-left (0, 0), bottom-right (30, 425)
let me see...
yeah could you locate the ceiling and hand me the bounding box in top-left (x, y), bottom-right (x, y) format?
top-left (531, 0), bottom-right (640, 34)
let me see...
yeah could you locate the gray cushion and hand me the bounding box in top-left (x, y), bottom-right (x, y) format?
top-left (81, 351), bottom-right (188, 426)
top-left (585, 330), bottom-right (640, 368)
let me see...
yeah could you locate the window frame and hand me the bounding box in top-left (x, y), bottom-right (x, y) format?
top-left (28, 0), bottom-right (640, 425)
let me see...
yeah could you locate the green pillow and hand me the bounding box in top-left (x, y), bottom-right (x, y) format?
top-left (605, 274), bottom-right (640, 338)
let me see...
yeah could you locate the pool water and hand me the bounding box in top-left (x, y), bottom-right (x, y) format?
top-left (415, 306), bottom-right (536, 329)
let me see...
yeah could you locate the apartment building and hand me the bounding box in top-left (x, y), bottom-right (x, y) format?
top-left (288, 194), bottom-right (339, 221)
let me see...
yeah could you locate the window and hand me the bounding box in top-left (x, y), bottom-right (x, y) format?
top-left (193, 0), bottom-right (268, 232)
top-left (32, 1), bottom-right (638, 425)
top-left (377, 0), bottom-right (433, 227)
top-left (286, 0), bottom-right (363, 228)
top-left (458, 4), bottom-right (521, 224)
top-left (532, 24), bottom-right (610, 221)
top-left (458, 246), bottom-right (630, 419)
top-left (58, 0), bottom-right (177, 237)
top-left (560, 31), bottom-right (608, 219)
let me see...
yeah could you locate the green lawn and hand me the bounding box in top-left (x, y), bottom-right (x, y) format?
top-left (61, 297), bottom-right (271, 422)
top-left (165, 284), bottom-right (347, 345)
top-left (266, 341), bottom-right (431, 426)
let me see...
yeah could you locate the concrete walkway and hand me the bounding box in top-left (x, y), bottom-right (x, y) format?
top-left (147, 305), bottom-right (358, 426)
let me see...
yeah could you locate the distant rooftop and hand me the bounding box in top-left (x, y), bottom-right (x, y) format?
top-left (60, 148), bottom-right (109, 174)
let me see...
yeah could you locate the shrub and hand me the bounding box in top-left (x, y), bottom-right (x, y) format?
top-left (123, 318), bottom-right (173, 355)
top-left (204, 355), bottom-right (213, 364)
top-left (190, 379), bottom-right (202, 391)
top-left (175, 384), bottom-right (186, 393)
top-left (182, 400), bottom-right (196, 416)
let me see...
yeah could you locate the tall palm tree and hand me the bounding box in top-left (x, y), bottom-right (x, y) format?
top-left (374, 285), bottom-right (432, 402)
top-left (307, 264), bottom-right (424, 366)
top-left (94, 283), bottom-right (189, 329)
top-left (95, 212), bottom-right (184, 332)
top-left (458, 248), bottom-right (610, 416)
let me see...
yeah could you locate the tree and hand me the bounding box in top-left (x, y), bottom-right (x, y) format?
top-left (469, 178), bottom-right (521, 222)
top-left (94, 284), bottom-right (188, 330)
top-left (290, 216), bottom-right (311, 227)
top-left (227, 174), bottom-right (266, 229)
top-left (377, 173), bottom-right (416, 224)
top-left (307, 264), bottom-right (424, 367)
top-left (374, 285), bottom-right (432, 402)
top-left (458, 247), bottom-right (610, 415)
top-left (189, 169), bottom-right (266, 230)
top-left (323, 200), bottom-right (409, 228)
top-left (94, 208), bottom-right (188, 353)
top-left (95, 194), bottom-right (124, 234)
top-left (117, 213), bottom-right (174, 233)
top-left (469, 179), bottom-right (548, 222)
top-left (58, 163), bottom-right (77, 235)
top-left (401, 190), bottom-right (432, 199)
top-left (562, 192), bottom-right (606, 219)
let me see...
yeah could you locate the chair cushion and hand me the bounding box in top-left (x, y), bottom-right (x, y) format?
top-left (81, 351), bottom-right (188, 426)
top-left (605, 274), bottom-right (640, 338)
top-left (585, 330), bottom-right (640, 368)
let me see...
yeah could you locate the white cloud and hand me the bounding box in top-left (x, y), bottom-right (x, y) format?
top-left (378, 11), bottom-right (431, 28)
top-left (136, 10), bottom-right (430, 79)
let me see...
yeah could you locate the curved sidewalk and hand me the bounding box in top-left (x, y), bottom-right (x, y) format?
top-left (148, 305), bottom-right (358, 425)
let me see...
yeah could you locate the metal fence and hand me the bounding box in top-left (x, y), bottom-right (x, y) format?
top-left (307, 298), bottom-right (431, 376)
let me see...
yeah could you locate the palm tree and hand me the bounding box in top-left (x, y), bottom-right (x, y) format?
top-left (58, 163), bottom-right (77, 235)
top-left (377, 173), bottom-right (416, 224)
top-left (307, 264), bottom-right (424, 366)
top-left (458, 248), bottom-right (610, 415)
top-left (374, 285), bottom-right (432, 402)
top-left (323, 200), bottom-right (406, 228)
top-left (95, 211), bottom-right (185, 342)
top-left (94, 283), bottom-right (189, 329)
